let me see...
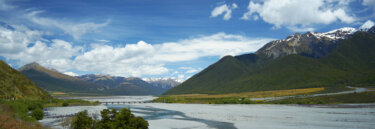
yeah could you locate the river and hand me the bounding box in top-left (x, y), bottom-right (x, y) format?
top-left (39, 96), bottom-right (375, 129)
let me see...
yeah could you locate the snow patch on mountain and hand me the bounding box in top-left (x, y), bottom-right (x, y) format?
top-left (143, 77), bottom-right (184, 83)
top-left (311, 27), bottom-right (356, 40)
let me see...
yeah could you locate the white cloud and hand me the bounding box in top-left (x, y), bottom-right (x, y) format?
top-left (242, 0), bottom-right (356, 31)
top-left (27, 11), bottom-right (109, 40)
top-left (177, 74), bottom-right (185, 80)
top-left (64, 71), bottom-right (78, 76)
top-left (72, 41), bottom-right (168, 77)
top-left (287, 26), bottom-right (316, 32)
top-left (179, 67), bottom-right (200, 74)
top-left (232, 3), bottom-right (238, 9)
top-left (98, 39), bottom-right (110, 43)
top-left (360, 20), bottom-right (375, 30)
top-left (0, 23), bottom-right (272, 77)
top-left (0, 24), bottom-right (81, 71)
top-left (154, 32), bottom-right (273, 62)
top-left (72, 33), bottom-right (273, 77)
top-left (0, 25), bottom-right (43, 55)
top-left (211, 3), bottom-right (238, 20)
top-left (8, 39), bottom-right (81, 71)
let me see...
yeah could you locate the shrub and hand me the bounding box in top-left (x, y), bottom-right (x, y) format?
top-left (27, 102), bottom-right (43, 111)
top-left (62, 102), bottom-right (69, 107)
top-left (30, 108), bottom-right (44, 120)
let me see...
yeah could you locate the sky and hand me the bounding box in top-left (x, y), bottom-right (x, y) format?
top-left (0, 0), bottom-right (374, 81)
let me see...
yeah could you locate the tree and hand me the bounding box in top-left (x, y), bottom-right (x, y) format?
top-left (70, 110), bottom-right (94, 129)
top-left (71, 108), bottom-right (148, 129)
top-left (113, 108), bottom-right (133, 128)
top-left (112, 108), bottom-right (148, 129)
top-left (134, 116), bottom-right (148, 129)
top-left (97, 109), bottom-right (113, 129)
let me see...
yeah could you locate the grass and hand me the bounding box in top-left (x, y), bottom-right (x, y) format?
top-left (51, 92), bottom-right (66, 95)
top-left (49, 91), bottom-right (104, 97)
top-left (43, 99), bottom-right (100, 107)
top-left (0, 98), bottom-right (100, 128)
top-left (154, 87), bottom-right (375, 104)
top-left (0, 104), bottom-right (45, 129)
top-left (264, 91), bottom-right (375, 104)
top-left (173, 87), bottom-right (324, 98)
top-left (153, 87), bottom-right (332, 104)
top-left (0, 99), bottom-right (100, 121)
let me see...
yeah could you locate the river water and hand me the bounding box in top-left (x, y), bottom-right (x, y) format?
top-left (39, 96), bottom-right (375, 129)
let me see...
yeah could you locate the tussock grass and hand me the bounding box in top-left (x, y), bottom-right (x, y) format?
top-left (172, 87), bottom-right (324, 99)
top-left (154, 87), bottom-right (327, 104)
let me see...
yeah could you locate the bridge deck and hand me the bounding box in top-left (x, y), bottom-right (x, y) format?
top-left (100, 101), bottom-right (153, 105)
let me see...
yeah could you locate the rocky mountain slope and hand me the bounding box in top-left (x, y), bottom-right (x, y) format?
top-left (256, 27), bottom-right (356, 58)
top-left (165, 27), bottom-right (375, 95)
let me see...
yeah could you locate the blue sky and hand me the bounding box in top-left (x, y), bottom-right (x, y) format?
top-left (0, 0), bottom-right (374, 80)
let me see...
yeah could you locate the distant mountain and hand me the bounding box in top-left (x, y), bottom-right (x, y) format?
top-left (78, 74), bottom-right (168, 95)
top-left (143, 78), bottom-right (181, 89)
top-left (0, 60), bottom-right (51, 100)
top-left (19, 63), bottom-right (105, 94)
top-left (165, 27), bottom-right (375, 95)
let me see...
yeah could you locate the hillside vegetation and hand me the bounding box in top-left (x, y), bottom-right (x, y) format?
top-left (0, 60), bottom-right (51, 100)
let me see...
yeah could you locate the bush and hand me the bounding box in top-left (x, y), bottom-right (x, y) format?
top-left (27, 102), bottom-right (43, 111)
top-left (62, 102), bottom-right (69, 107)
top-left (30, 108), bottom-right (44, 120)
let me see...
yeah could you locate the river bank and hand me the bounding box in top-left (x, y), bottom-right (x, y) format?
top-left (152, 87), bottom-right (375, 104)
top-left (39, 96), bottom-right (375, 129)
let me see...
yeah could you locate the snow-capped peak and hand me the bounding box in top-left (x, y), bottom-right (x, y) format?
top-left (311, 27), bottom-right (356, 40)
top-left (359, 20), bottom-right (375, 31)
top-left (142, 77), bottom-right (184, 83)
top-left (325, 27), bottom-right (356, 34)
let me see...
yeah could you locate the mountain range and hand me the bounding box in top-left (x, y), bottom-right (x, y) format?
top-left (164, 26), bottom-right (375, 95)
top-left (77, 74), bottom-right (178, 95)
top-left (17, 63), bottom-right (178, 95)
top-left (19, 63), bottom-right (106, 94)
top-left (143, 78), bottom-right (181, 89)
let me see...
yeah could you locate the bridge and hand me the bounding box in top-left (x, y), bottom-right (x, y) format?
top-left (44, 113), bottom-right (78, 119)
top-left (100, 101), bottom-right (153, 105)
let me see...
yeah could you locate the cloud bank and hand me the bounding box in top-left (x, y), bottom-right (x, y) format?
top-left (0, 23), bottom-right (273, 77)
top-left (241, 0), bottom-right (356, 31)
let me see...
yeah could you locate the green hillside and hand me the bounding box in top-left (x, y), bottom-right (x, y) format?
top-left (0, 60), bottom-right (51, 100)
top-left (165, 32), bottom-right (375, 95)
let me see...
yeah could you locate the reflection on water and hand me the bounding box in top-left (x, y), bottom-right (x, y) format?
top-left (40, 96), bottom-right (375, 129)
